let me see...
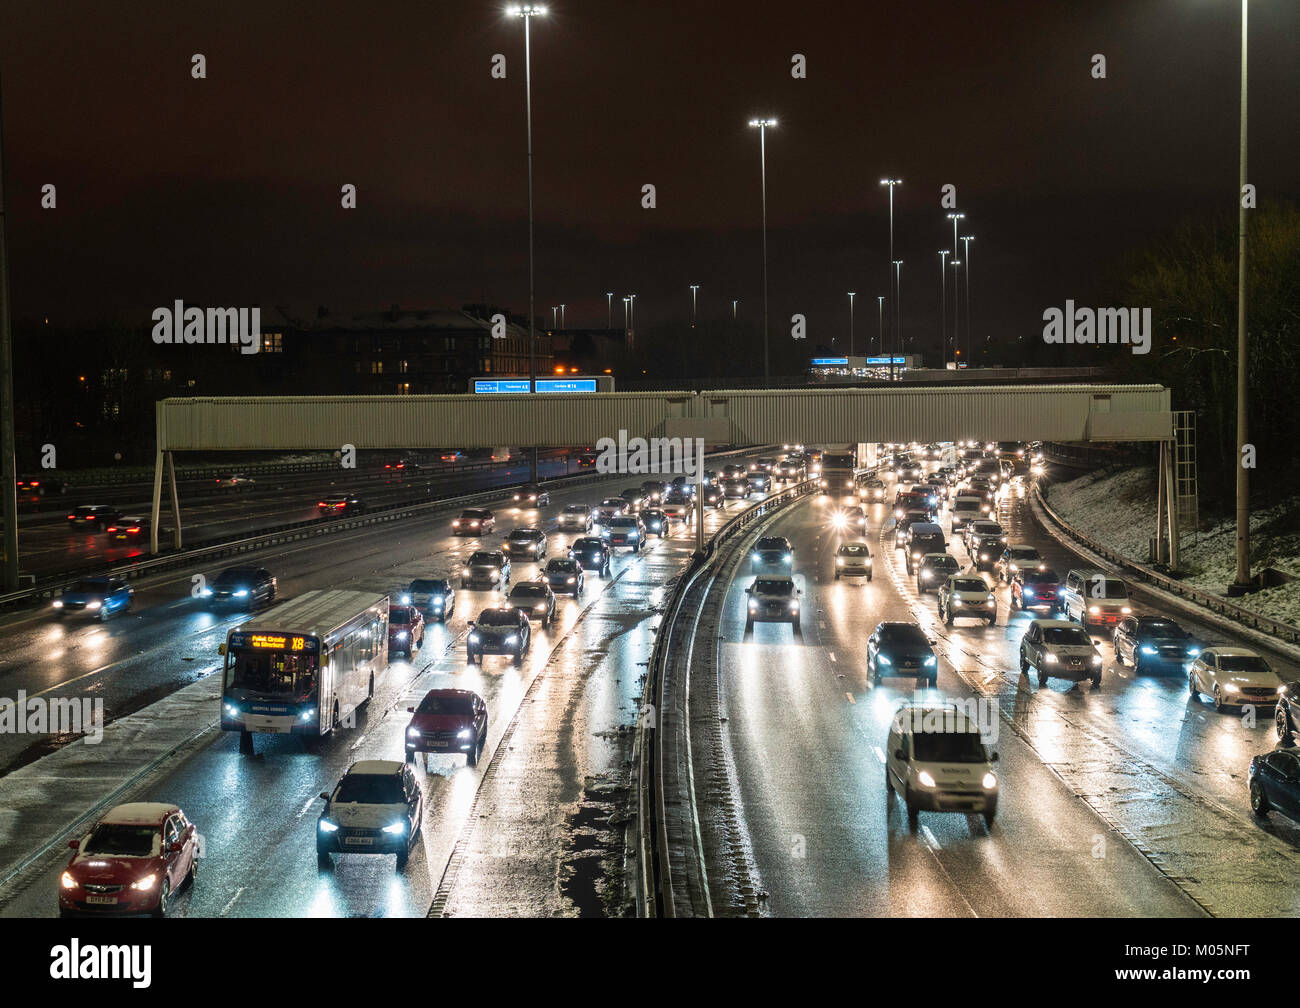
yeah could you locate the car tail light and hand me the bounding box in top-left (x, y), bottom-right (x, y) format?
top-left (106, 526), bottom-right (118, 533)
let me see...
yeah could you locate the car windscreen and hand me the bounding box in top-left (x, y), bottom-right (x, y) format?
top-left (546, 560), bottom-right (578, 572)
top-left (334, 775), bottom-right (405, 805)
top-left (510, 584), bottom-right (548, 597)
top-left (389, 607), bottom-right (414, 623)
top-left (477, 609), bottom-right (518, 627)
top-left (1088, 579), bottom-right (1127, 598)
top-left (1023, 571), bottom-right (1059, 584)
top-left (601, 499), bottom-right (624, 506)
top-left (838, 545), bottom-right (869, 556)
top-left (416, 694), bottom-right (475, 716)
top-left (1138, 619), bottom-right (1185, 637)
top-left (954, 500), bottom-right (980, 510)
top-left (880, 625), bottom-right (928, 646)
top-left (461, 510), bottom-right (490, 519)
top-left (467, 552), bottom-right (499, 565)
top-left (74, 577), bottom-right (112, 592)
top-left (953, 579), bottom-right (989, 593)
top-left (409, 579), bottom-right (446, 593)
top-left (1043, 627), bottom-right (1093, 646)
top-left (912, 731), bottom-right (987, 764)
top-left (756, 538), bottom-right (788, 550)
top-left (563, 505), bottom-right (590, 513)
top-left (508, 530), bottom-right (538, 540)
top-left (753, 580), bottom-right (793, 596)
top-left (84, 824), bottom-right (158, 857)
top-left (608, 517), bottom-right (638, 527)
top-left (217, 569), bottom-right (259, 586)
top-left (1218, 656), bottom-right (1271, 674)
top-left (927, 556), bottom-right (958, 568)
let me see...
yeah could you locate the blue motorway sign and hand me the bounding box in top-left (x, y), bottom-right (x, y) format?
top-left (473, 380), bottom-right (533, 394)
top-left (534, 378), bottom-right (597, 393)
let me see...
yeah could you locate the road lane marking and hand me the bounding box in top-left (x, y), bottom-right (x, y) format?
top-left (845, 692), bottom-right (855, 705)
top-left (920, 825), bottom-right (940, 850)
top-left (827, 651), bottom-right (836, 663)
top-left (873, 746), bottom-right (885, 764)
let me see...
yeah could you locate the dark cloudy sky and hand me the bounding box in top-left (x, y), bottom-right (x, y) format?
top-left (4, 0), bottom-right (1298, 361)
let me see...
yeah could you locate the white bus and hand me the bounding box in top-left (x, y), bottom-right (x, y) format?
top-left (220, 590), bottom-right (389, 754)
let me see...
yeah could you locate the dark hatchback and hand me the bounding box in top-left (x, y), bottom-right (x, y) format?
top-left (569, 537), bottom-right (612, 577)
top-left (205, 567), bottom-right (276, 609)
top-left (1112, 616), bottom-right (1200, 673)
top-left (868, 622), bottom-right (938, 687)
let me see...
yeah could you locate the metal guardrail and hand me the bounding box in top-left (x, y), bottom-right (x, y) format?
top-left (635, 477), bottom-right (816, 917)
top-left (1034, 481), bottom-right (1300, 647)
top-left (0, 446), bottom-right (767, 613)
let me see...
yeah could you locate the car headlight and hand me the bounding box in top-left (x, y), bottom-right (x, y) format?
top-left (381, 822), bottom-right (406, 835)
top-left (395, 631), bottom-right (408, 640)
top-left (462, 567), bottom-right (470, 576)
top-left (979, 553), bottom-right (988, 562)
top-left (505, 635), bottom-right (519, 645)
top-left (987, 594), bottom-right (996, 604)
top-left (982, 772), bottom-right (997, 790)
top-left (783, 555), bottom-right (792, 564)
top-left (924, 656), bottom-right (936, 667)
top-left (1187, 647), bottom-right (1200, 657)
top-left (1121, 606), bottom-right (1131, 614)
top-left (952, 597), bottom-right (962, 606)
top-left (789, 602), bottom-right (799, 612)
top-left (400, 594), bottom-right (411, 604)
top-left (1091, 655), bottom-right (1102, 665)
top-left (301, 708), bottom-right (315, 721)
top-left (566, 577), bottom-right (576, 584)
top-left (87, 601), bottom-right (102, 610)
top-left (921, 570), bottom-right (930, 579)
top-left (52, 600), bottom-right (63, 608)
top-left (468, 632), bottom-right (480, 643)
top-left (457, 728), bottom-right (473, 739)
top-left (1088, 606), bottom-right (1100, 614)
top-left (836, 558), bottom-right (844, 566)
top-left (535, 604), bottom-right (546, 612)
top-left (1140, 645), bottom-right (1158, 655)
top-left (61, 871), bottom-right (78, 890)
top-left (130, 873), bottom-right (158, 892)
top-left (200, 588), bottom-right (213, 597)
top-left (878, 654), bottom-right (892, 665)
top-left (407, 727), bottom-right (421, 739)
top-left (748, 600), bottom-right (758, 611)
top-left (433, 599), bottom-right (444, 608)
top-left (1223, 682), bottom-right (1240, 693)
top-left (917, 771), bottom-right (937, 788)
top-left (1045, 653), bottom-right (1058, 663)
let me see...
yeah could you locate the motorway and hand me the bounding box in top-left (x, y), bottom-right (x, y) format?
top-left (0, 456), bottom-right (753, 918)
top-left (694, 453), bottom-right (1300, 918)
top-left (11, 453), bottom-right (575, 577)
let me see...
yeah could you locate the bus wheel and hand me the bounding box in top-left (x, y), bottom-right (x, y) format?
top-left (239, 731), bottom-right (255, 756)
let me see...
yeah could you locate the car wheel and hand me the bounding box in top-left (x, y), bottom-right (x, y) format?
top-left (513, 650), bottom-right (524, 667)
top-left (905, 792), bottom-right (919, 831)
top-left (316, 852), bottom-right (333, 869)
top-left (1188, 671), bottom-right (1198, 697)
top-left (792, 618), bottom-right (801, 634)
top-left (944, 609), bottom-right (953, 627)
top-left (1277, 707), bottom-right (1292, 742)
top-left (1020, 657), bottom-right (1029, 676)
top-left (1037, 672), bottom-right (1049, 688)
top-left (1250, 779), bottom-right (1270, 818)
top-left (867, 573), bottom-right (872, 582)
top-left (927, 675), bottom-right (937, 687)
top-left (186, 852), bottom-right (198, 888)
top-left (744, 619), bottom-right (753, 635)
top-left (461, 580), bottom-right (469, 590)
top-left (1090, 673), bottom-right (1102, 687)
top-left (1114, 643), bottom-right (1125, 666)
top-left (1213, 685), bottom-right (1227, 712)
top-left (885, 769), bottom-right (894, 794)
top-left (467, 740), bottom-right (479, 768)
top-left (151, 878), bottom-right (170, 918)
top-left (834, 572), bottom-right (840, 581)
top-left (405, 748), bottom-right (415, 763)
top-left (395, 849), bottom-right (409, 872)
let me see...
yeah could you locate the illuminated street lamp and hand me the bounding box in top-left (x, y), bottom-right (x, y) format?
top-left (960, 235), bottom-right (975, 352)
top-left (938, 250), bottom-right (949, 361)
top-left (891, 260), bottom-right (903, 365)
top-left (690, 284), bottom-right (699, 328)
top-left (847, 292), bottom-right (856, 356)
top-left (880, 178), bottom-right (902, 379)
top-left (605, 292), bottom-right (613, 328)
top-left (950, 259), bottom-right (963, 368)
top-left (877, 295), bottom-right (885, 356)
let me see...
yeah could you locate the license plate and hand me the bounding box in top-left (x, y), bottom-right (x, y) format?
top-left (86, 895), bottom-right (117, 905)
top-left (343, 836), bottom-right (374, 846)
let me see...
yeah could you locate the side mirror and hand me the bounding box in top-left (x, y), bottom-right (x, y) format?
top-left (991, 752), bottom-right (1000, 762)
top-left (319, 791), bottom-right (331, 801)
top-left (893, 748), bottom-right (906, 761)
top-left (406, 706), bottom-right (415, 713)
top-left (68, 839), bottom-right (81, 850)
top-left (744, 587), bottom-right (752, 594)
top-left (467, 620), bottom-right (476, 628)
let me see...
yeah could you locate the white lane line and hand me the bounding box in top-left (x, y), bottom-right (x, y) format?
top-left (827, 651), bottom-right (837, 663)
top-left (920, 825), bottom-right (940, 850)
top-left (844, 692), bottom-right (855, 705)
top-left (220, 886), bottom-right (246, 916)
top-left (873, 745), bottom-right (886, 765)
top-left (818, 620), bottom-right (826, 630)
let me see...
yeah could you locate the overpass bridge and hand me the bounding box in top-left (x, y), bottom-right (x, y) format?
top-left (151, 383), bottom-right (1189, 560)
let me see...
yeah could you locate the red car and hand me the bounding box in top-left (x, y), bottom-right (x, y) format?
top-left (405, 689), bottom-right (488, 768)
top-left (388, 604), bottom-right (425, 658)
top-left (59, 802), bottom-right (199, 918)
top-left (1011, 568), bottom-right (1062, 613)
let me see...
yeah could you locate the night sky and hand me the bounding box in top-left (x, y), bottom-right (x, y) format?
top-left (5, 0), bottom-right (1299, 360)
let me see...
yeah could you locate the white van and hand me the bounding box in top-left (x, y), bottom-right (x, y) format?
top-left (886, 704), bottom-right (998, 829)
top-left (950, 496), bottom-right (985, 535)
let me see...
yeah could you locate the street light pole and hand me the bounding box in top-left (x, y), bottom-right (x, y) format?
top-left (750, 119), bottom-right (777, 382)
top-left (1233, 0), bottom-right (1251, 589)
top-left (847, 292), bottom-right (855, 357)
top-left (938, 250), bottom-right (949, 365)
top-left (950, 259), bottom-right (962, 368)
top-left (732, 299), bottom-right (739, 320)
top-left (690, 284), bottom-right (699, 328)
top-left (960, 235), bottom-right (974, 355)
top-left (605, 292), bottom-right (613, 328)
top-left (880, 179), bottom-right (902, 380)
top-left (628, 294), bottom-right (637, 347)
top-left (560, 303), bottom-right (565, 328)
top-left (876, 295), bottom-right (884, 357)
top-left (511, 4), bottom-right (547, 482)
top-left (0, 73), bottom-right (18, 590)
top-left (623, 296), bottom-right (630, 334)
top-left (891, 261), bottom-right (903, 367)
top-left (551, 306), bottom-right (558, 328)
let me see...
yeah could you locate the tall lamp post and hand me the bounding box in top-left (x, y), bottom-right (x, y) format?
top-left (623, 296), bottom-right (630, 334)
top-left (960, 235), bottom-right (974, 355)
top-left (605, 292), bottom-right (613, 328)
top-left (880, 179), bottom-right (902, 380)
top-left (876, 295), bottom-right (884, 357)
top-left (847, 292), bottom-right (856, 356)
top-left (628, 294), bottom-right (637, 347)
top-left (950, 259), bottom-right (963, 368)
top-left (690, 284), bottom-right (699, 328)
top-left (891, 260), bottom-right (903, 366)
top-left (749, 118), bottom-right (777, 382)
top-left (560, 303), bottom-right (565, 328)
top-left (1232, 0), bottom-right (1251, 590)
top-left (732, 299), bottom-right (739, 319)
top-left (510, 4), bottom-right (547, 480)
top-left (938, 250), bottom-right (949, 364)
